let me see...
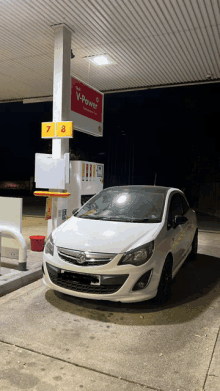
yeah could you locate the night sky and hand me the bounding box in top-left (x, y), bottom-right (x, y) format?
top-left (0, 82), bottom-right (219, 200)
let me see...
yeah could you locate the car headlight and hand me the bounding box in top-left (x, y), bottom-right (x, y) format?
top-left (118, 241), bottom-right (154, 266)
top-left (44, 233), bottom-right (54, 256)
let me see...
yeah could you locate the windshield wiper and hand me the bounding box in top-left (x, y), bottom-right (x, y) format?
top-left (125, 218), bottom-right (161, 223)
top-left (78, 215), bottom-right (160, 223)
top-left (80, 216), bottom-right (132, 222)
top-left (79, 215), bottom-right (100, 219)
top-left (132, 218), bottom-right (161, 223)
top-left (78, 215), bottom-right (122, 221)
top-left (130, 218), bottom-right (150, 222)
top-left (93, 217), bottom-right (125, 221)
top-left (92, 217), bottom-right (152, 222)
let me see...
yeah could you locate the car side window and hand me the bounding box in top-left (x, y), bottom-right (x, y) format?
top-left (180, 194), bottom-right (189, 215)
top-left (167, 194), bottom-right (184, 228)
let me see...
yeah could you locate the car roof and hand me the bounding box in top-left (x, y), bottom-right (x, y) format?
top-left (103, 185), bottom-right (180, 195)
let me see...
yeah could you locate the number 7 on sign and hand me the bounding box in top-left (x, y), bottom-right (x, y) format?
top-left (41, 122), bottom-right (56, 138)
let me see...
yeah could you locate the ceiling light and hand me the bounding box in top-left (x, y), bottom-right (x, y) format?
top-left (84, 54), bottom-right (116, 67)
top-left (92, 56), bottom-right (109, 65)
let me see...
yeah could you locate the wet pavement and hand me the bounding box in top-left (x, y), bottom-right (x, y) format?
top-left (0, 201), bottom-right (219, 390)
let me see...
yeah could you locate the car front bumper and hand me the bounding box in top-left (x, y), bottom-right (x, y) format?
top-left (42, 250), bottom-right (160, 303)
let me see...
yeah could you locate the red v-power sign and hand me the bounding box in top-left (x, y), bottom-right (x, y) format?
top-left (70, 77), bottom-right (103, 137)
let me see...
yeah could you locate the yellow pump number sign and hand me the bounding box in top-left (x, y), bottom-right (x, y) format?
top-left (56, 122), bottom-right (73, 138)
top-left (41, 122), bottom-right (56, 138)
top-left (41, 121), bottom-right (73, 138)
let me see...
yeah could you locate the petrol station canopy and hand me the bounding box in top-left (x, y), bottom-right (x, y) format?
top-left (0, 0), bottom-right (220, 102)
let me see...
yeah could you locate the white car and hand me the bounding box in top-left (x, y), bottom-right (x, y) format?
top-left (42, 186), bottom-right (198, 304)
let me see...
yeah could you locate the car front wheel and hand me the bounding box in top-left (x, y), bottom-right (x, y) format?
top-left (155, 256), bottom-right (173, 304)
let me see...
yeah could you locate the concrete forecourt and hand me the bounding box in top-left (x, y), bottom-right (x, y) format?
top-left (0, 212), bottom-right (220, 391)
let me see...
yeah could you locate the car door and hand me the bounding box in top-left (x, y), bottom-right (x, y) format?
top-left (166, 193), bottom-right (186, 270)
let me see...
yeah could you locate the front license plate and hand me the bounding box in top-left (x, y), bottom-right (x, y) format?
top-left (60, 270), bottom-right (101, 286)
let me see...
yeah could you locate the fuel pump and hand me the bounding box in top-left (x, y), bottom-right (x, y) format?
top-left (66, 161), bottom-right (104, 217)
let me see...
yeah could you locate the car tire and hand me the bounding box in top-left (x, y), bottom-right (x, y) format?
top-left (189, 229), bottom-right (198, 260)
top-left (155, 256), bottom-right (173, 304)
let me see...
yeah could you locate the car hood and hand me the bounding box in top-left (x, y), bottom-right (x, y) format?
top-left (53, 216), bottom-right (161, 253)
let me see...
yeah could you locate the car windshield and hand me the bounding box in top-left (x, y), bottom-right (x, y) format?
top-left (75, 187), bottom-right (166, 223)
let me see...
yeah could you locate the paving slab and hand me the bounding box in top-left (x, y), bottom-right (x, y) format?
top-left (204, 329), bottom-right (220, 391)
top-left (0, 340), bottom-right (153, 391)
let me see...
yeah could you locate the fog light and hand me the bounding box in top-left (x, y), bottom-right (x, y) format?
top-left (137, 281), bottom-right (146, 290)
top-left (132, 270), bottom-right (153, 291)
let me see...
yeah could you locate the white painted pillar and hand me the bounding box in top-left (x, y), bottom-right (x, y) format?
top-left (51, 23), bottom-right (72, 160)
top-left (48, 24), bottom-right (73, 236)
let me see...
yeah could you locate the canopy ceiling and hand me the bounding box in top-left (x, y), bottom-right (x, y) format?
top-left (0, 0), bottom-right (220, 102)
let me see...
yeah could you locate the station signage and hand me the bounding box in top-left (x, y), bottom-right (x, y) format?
top-left (70, 76), bottom-right (103, 137)
top-left (56, 122), bottom-right (73, 138)
top-left (41, 122), bottom-right (56, 138)
top-left (41, 121), bottom-right (73, 138)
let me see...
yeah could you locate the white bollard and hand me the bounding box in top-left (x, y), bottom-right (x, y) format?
top-left (0, 226), bottom-right (27, 271)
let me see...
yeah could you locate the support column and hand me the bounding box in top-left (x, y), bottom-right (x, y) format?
top-left (47, 24), bottom-right (73, 236)
top-left (51, 23), bottom-right (72, 160)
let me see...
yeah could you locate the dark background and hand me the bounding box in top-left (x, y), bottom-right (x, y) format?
top-left (0, 82), bottom-right (219, 205)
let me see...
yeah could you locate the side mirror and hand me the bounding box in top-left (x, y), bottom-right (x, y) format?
top-left (72, 208), bottom-right (79, 215)
top-left (173, 215), bottom-right (188, 227)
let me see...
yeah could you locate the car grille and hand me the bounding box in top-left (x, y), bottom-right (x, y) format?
top-left (57, 247), bottom-right (116, 267)
top-left (46, 263), bottom-right (128, 295)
